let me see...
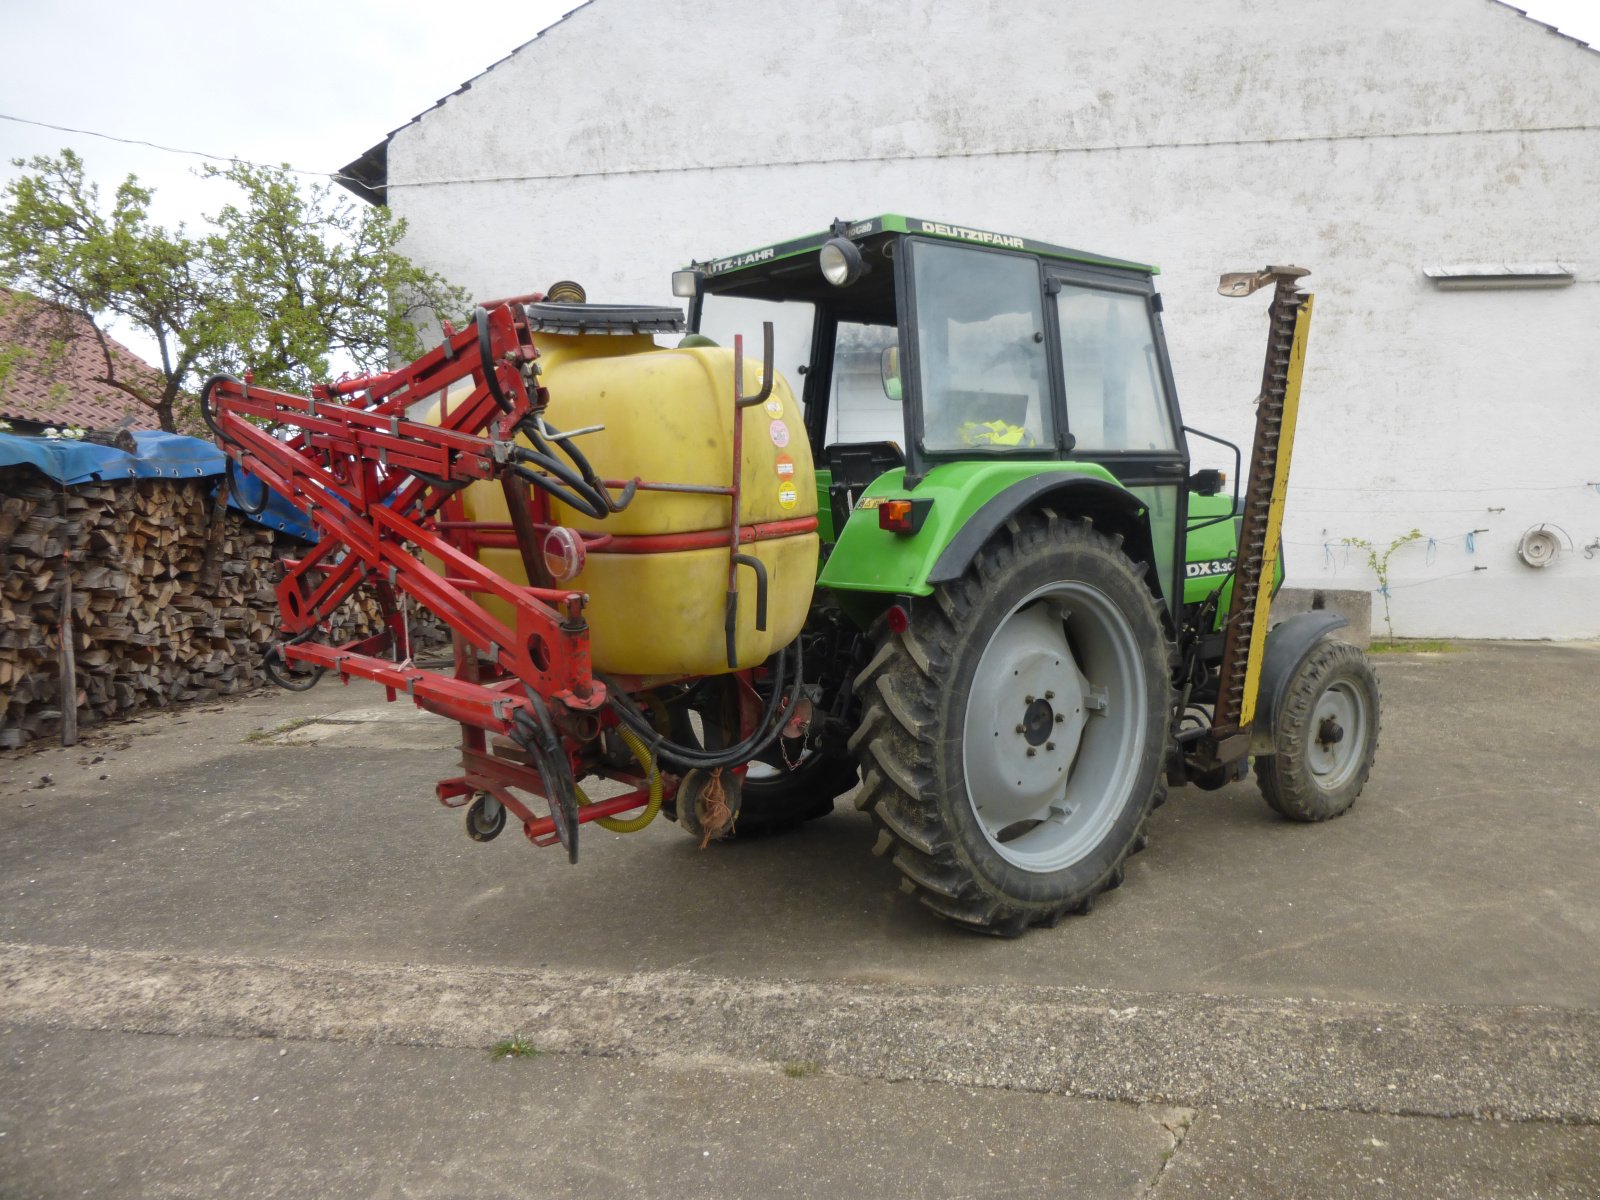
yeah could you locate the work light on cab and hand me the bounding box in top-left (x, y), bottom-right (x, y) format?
top-left (819, 238), bottom-right (867, 286)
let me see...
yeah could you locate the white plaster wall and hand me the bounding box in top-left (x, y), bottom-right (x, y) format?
top-left (385, 0), bottom-right (1600, 638)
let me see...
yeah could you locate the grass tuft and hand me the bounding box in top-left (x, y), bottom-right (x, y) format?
top-left (489, 1034), bottom-right (540, 1061)
top-left (243, 717), bottom-right (318, 744)
top-left (781, 1060), bottom-right (820, 1079)
top-left (1368, 639), bottom-right (1456, 655)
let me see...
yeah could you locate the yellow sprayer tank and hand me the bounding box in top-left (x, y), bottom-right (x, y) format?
top-left (456, 305), bottom-right (818, 677)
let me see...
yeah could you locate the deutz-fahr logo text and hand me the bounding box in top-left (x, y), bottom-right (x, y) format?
top-left (706, 248), bottom-right (776, 275)
top-left (916, 220), bottom-right (1025, 250)
top-left (1186, 558), bottom-right (1235, 579)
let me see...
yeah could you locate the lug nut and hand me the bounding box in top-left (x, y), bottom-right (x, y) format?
top-left (1026, 747), bottom-right (1037, 757)
top-left (1055, 713), bottom-right (1064, 723)
top-left (1015, 724), bottom-right (1026, 734)
top-left (1024, 695), bottom-right (1035, 704)
top-left (1046, 741), bottom-right (1055, 752)
top-left (1045, 690), bottom-right (1055, 700)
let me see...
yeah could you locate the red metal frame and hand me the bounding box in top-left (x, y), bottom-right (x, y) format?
top-left (207, 303), bottom-right (814, 852)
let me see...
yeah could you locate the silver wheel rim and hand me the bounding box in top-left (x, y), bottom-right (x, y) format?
top-left (961, 581), bottom-right (1148, 873)
top-left (1308, 679), bottom-right (1368, 790)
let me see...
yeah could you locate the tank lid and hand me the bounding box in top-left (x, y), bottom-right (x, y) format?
top-left (522, 303), bottom-right (686, 335)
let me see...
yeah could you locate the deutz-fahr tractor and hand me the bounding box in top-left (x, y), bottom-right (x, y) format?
top-left (204, 214), bottom-right (1380, 936)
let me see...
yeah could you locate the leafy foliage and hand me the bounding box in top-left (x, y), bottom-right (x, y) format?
top-left (202, 162), bottom-right (467, 394)
top-left (0, 150), bottom-right (467, 432)
top-left (1341, 527), bottom-right (1424, 642)
top-left (0, 150), bottom-right (219, 431)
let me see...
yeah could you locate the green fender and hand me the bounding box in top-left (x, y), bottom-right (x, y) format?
top-left (816, 460), bottom-right (1146, 599)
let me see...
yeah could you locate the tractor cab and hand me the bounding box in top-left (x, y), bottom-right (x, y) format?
top-left (677, 215), bottom-right (1191, 618)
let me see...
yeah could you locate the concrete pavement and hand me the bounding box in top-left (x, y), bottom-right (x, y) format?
top-left (1, 641), bottom-right (1597, 1196)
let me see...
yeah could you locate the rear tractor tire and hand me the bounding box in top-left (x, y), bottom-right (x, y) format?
top-left (1254, 638), bottom-right (1380, 822)
top-left (738, 750), bottom-right (857, 837)
top-left (851, 511), bottom-right (1172, 936)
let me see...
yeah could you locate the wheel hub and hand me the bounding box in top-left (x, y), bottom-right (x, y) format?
top-left (964, 604), bottom-right (1090, 830)
top-left (960, 582), bottom-right (1148, 874)
top-left (1308, 683), bottom-right (1365, 785)
top-left (1021, 697), bottom-right (1055, 746)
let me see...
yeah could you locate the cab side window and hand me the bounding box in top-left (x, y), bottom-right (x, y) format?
top-left (826, 322), bottom-right (902, 446)
top-left (1055, 286), bottom-right (1176, 453)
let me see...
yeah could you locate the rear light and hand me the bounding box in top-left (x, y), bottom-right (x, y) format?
top-left (885, 604), bottom-right (910, 634)
top-left (878, 497), bottom-right (933, 535)
top-left (543, 526), bottom-right (586, 582)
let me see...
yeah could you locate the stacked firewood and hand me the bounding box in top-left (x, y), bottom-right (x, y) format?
top-left (0, 466), bottom-right (423, 749)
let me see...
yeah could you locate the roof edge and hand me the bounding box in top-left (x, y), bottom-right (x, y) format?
top-left (1490, 1), bottom-right (1598, 56)
top-left (336, 2), bottom-right (594, 206)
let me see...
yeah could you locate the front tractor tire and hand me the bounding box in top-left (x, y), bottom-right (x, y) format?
top-left (851, 512), bottom-right (1172, 936)
top-left (1254, 638), bottom-right (1380, 822)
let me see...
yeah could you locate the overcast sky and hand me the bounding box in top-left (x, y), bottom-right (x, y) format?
top-left (2, 0), bottom-right (1596, 340)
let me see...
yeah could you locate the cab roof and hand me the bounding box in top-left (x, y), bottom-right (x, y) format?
top-left (688, 214), bottom-right (1159, 281)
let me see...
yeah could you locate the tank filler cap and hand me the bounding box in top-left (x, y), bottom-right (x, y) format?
top-left (522, 303), bottom-right (685, 335)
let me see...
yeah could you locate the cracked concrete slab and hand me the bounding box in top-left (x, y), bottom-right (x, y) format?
top-left (1159, 1106), bottom-right (1600, 1199)
top-left (3, 941), bottom-right (1596, 1123)
top-left (0, 1027), bottom-right (1173, 1200)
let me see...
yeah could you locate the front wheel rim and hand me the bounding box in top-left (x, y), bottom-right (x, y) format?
top-left (1307, 679), bottom-right (1368, 790)
top-left (961, 580), bottom-right (1148, 874)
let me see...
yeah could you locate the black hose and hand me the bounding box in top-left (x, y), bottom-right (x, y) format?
top-left (476, 308), bottom-right (512, 412)
top-left (200, 374), bottom-right (243, 447)
top-left (599, 639), bottom-right (800, 771)
top-left (507, 444), bottom-right (609, 508)
top-left (507, 462), bottom-right (609, 521)
top-left (523, 417), bottom-right (621, 511)
top-left (262, 628), bottom-right (325, 691)
top-left (516, 415), bottom-right (638, 515)
top-left (509, 689), bottom-right (584, 862)
top-left (229, 457), bottom-right (270, 516)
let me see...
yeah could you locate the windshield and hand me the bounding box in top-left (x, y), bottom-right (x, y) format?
top-left (695, 296), bottom-right (816, 393)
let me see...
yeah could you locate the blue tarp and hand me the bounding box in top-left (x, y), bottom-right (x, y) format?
top-left (0, 430), bottom-right (314, 541)
top-left (0, 429), bottom-right (224, 484)
top-left (222, 465), bottom-right (316, 541)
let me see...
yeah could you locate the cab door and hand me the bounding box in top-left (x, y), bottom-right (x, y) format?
top-left (1045, 266), bottom-right (1189, 615)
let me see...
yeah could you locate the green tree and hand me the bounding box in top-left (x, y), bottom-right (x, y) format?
top-left (0, 150), bottom-right (466, 432)
top-left (202, 161), bottom-right (466, 393)
top-left (0, 149), bottom-right (222, 432)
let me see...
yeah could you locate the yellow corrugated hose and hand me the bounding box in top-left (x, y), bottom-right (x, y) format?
top-left (575, 725), bottom-right (662, 833)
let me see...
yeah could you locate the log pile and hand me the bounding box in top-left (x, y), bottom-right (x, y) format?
top-left (0, 466), bottom-right (423, 749)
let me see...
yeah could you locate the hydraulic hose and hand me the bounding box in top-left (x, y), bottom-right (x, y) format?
top-left (199, 374), bottom-right (242, 447)
top-left (579, 725), bottom-right (662, 833)
top-left (600, 639), bottom-right (800, 771)
top-left (521, 416), bottom-right (637, 514)
top-left (507, 460), bottom-right (610, 520)
top-left (509, 416), bottom-right (637, 518)
top-left (229, 456), bottom-right (270, 516)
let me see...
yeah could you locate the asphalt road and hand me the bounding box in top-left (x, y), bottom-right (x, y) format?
top-left (2, 640), bottom-right (1597, 1197)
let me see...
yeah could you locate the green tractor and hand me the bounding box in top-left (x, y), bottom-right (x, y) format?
top-left (676, 215), bottom-right (1381, 935)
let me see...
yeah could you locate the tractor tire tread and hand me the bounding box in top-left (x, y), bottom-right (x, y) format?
top-left (1254, 638), bottom-right (1381, 822)
top-left (852, 511), bottom-right (1173, 934)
